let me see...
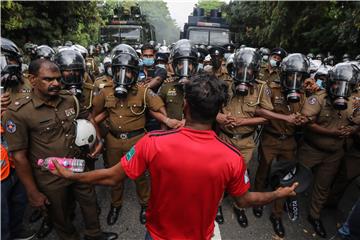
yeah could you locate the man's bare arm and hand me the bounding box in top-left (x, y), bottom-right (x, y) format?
top-left (233, 183), bottom-right (298, 208)
top-left (53, 160), bottom-right (126, 186)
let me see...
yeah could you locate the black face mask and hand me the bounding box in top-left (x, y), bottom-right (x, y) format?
top-left (332, 97), bottom-right (348, 110)
top-left (112, 67), bottom-right (135, 98)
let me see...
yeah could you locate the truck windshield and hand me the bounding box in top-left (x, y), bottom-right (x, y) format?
top-left (188, 29), bottom-right (229, 45)
top-left (101, 25), bottom-right (142, 43)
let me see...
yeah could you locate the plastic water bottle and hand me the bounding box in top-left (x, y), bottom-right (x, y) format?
top-left (37, 157), bottom-right (85, 173)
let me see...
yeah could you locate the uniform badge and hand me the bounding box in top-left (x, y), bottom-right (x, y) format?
top-left (5, 120), bottom-right (16, 133)
top-left (244, 170), bottom-right (249, 184)
top-left (308, 97), bottom-right (317, 105)
top-left (64, 108), bottom-right (76, 117)
top-left (264, 87), bottom-right (272, 96)
top-left (167, 89), bottom-right (177, 97)
top-left (126, 146), bottom-right (135, 161)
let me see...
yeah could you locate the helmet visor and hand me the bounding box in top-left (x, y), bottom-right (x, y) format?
top-left (330, 80), bottom-right (350, 98)
top-left (112, 66), bottom-right (135, 86)
top-left (284, 72), bottom-right (303, 90)
top-left (234, 66), bottom-right (255, 83)
top-left (61, 70), bottom-right (84, 85)
top-left (174, 59), bottom-right (196, 78)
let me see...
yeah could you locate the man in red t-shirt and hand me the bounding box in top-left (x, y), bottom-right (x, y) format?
top-left (51, 73), bottom-right (298, 240)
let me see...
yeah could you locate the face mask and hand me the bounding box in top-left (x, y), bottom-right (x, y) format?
top-left (105, 67), bottom-right (112, 77)
top-left (315, 79), bottom-right (324, 89)
top-left (143, 58), bottom-right (154, 67)
top-left (156, 64), bottom-right (166, 69)
top-left (197, 63), bottom-right (204, 72)
top-left (235, 83), bottom-right (249, 96)
top-left (270, 59), bottom-right (279, 68)
top-left (224, 53), bottom-right (232, 60)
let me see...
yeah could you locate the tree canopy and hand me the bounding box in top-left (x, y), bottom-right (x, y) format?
top-left (223, 1), bottom-right (360, 56)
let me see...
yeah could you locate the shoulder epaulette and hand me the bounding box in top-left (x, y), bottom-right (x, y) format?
top-left (7, 96), bottom-right (31, 112)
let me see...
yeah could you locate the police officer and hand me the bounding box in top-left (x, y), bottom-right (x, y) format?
top-left (3, 59), bottom-right (117, 240)
top-left (55, 49), bottom-right (95, 110)
top-left (208, 45), bottom-right (231, 83)
top-left (158, 39), bottom-right (198, 122)
top-left (217, 47), bottom-right (274, 226)
top-left (253, 53), bottom-right (309, 238)
top-left (259, 47), bottom-right (287, 85)
top-left (259, 47), bottom-right (271, 67)
top-left (298, 62), bottom-right (360, 238)
top-left (1, 37), bottom-right (32, 111)
top-left (91, 44), bottom-right (175, 226)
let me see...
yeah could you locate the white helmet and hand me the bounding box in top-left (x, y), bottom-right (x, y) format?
top-left (75, 119), bottom-right (96, 148)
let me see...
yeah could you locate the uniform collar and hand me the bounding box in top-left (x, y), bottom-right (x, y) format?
top-left (31, 92), bottom-right (63, 108)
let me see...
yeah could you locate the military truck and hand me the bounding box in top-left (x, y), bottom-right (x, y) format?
top-left (180, 7), bottom-right (231, 46)
top-left (100, 5), bottom-right (156, 46)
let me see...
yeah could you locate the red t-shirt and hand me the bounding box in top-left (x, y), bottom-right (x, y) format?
top-left (121, 127), bottom-right (250, 240)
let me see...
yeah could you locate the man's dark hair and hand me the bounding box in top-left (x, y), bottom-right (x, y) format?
top-left (28, 58), bottom-right (59, 75)
top-left (141, 43), bottom-right (155, 53)
top-left (184, 73), bottom-right (228, 124)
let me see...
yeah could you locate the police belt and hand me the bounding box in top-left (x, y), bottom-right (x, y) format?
top-left (109, 129), bottom-right (145, 140)
top-left (264, 130), bottom-right (292, 140)
top-left (221, 130), bottom-right (253, 140)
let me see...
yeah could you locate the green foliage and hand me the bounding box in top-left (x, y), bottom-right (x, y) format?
top-left (1, 1), bottom-right (103, 47)
top-left (197, 0), bottom-right (225, 14)
top-left (224, 1), bottom-right (360, 56)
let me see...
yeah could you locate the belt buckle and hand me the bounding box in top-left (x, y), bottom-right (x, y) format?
top-left (279, 134), bottom-right (287, 140)
top-left (119, 133), bottom-right (128, 140)
top-left (233, 134), bottom-right (242, 140)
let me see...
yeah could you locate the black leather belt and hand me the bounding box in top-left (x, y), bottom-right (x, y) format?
top-left (109, 129), bottom-right (145, 140)
top-left (221, 130), bottom-right (253, 140)
top-left (264, 130), bottom-right (292, 140)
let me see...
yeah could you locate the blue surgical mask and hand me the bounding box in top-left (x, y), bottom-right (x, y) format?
top-left (270, 59), bottom-right (279, 68)
top-left (143, 58), bottom-right (154, 67)
top-left (316, 79), bottom-right (324, 89)
top-left (156, 64), bottom-right (166, 69)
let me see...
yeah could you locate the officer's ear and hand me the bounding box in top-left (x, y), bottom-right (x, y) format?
top-left (28, 74), bottom-right (37, 87)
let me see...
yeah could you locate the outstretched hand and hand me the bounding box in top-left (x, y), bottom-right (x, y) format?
top-left (50, 160), bottom-right (73, 179)
top-left (275, 182), bottom-right (298, 198)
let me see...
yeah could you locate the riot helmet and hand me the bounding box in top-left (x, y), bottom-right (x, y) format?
top-left (54, 49), bottom-right (85, 98)
top-left (111, 44), bottom-right (139, 98)
top-left (103, 56), bottom-right (112, 76)
top-left (315, 53), bottom-right (324, 61)
top-left (324, 55), bottom-right (335, 66)
top-left (280, 53), bottom-right (310, 102)
top-left (33, 45), bottom-right (55, 61)
top-left (259, 47), bottom-right (270, 64)
top-left (233, 47), bottom-right (261, 96)
top-left (225, 53), bottom-right (235, 77)
top-left (171, 39), bottom-right (198, 84)
top-left (72, 44), bottom-right (88, 59)
top-left (328, 62), bottom-right (360, 110)
top-left (307, 53), bottom-right (314, 60)
top-left (75, 119), bottom-right (96, 150)
top-left (1, 37), bottom-right (22, 90)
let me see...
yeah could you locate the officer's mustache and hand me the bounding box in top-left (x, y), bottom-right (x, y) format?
top-left (48, 86), bottom-right (61, 92)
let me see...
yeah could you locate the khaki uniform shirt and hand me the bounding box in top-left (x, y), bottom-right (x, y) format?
top-left (92, 85), bottom-right (164, 133)
top-left (258, 65), bottom-right (280, 85)
top-left (158, 78), bottom-right (184, 120)
top-left (220, 81), bottom-right (273, 149)
top-left (265, 81), bottom-right (304, 136)
top-left (302, 90), bottom-right (360, 152)
top-left (3, 91), bottom-right (87, 188)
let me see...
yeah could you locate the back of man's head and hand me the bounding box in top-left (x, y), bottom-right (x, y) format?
top-left (184, 73), bottom-right (228, 124)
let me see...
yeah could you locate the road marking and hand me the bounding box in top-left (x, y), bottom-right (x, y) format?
top-left (212, 221), bottom-right (222, 240)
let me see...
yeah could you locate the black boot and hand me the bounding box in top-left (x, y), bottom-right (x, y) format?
top-left (215, 206), bottom-right (224, 224)
top-left (307, 215), bottom-right (327, 238)
top-left (29, 209), bottom-right (42, 223)
top-left (270, 214), bottom-right (285, 238)
top-left (107, 206), bottom-right (121, 226)
top-left (36, 217), bottom-right (53, 239)
top-left (233, 206), bottom-right (248, 228)
top-left (252, 205), bottom-right (263, 218)
top-left (84, 232), bottom-right (118, 240)
top-left (140, 206), bottom-right (147, 224)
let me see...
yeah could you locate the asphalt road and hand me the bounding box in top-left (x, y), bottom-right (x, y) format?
top-left (26, 154), bottom-right (350, 240)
